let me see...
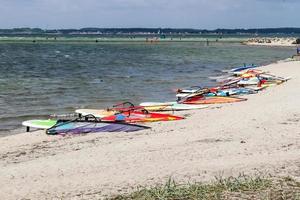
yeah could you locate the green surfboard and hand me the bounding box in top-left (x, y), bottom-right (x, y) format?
top-left (22, 119), bottom-right (58, 130)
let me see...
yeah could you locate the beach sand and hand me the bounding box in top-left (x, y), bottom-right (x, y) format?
top-left (0, 60), bottom-right (300, 199)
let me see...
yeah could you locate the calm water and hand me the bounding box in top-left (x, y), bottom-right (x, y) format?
top-left (0, 41), bottom-right (295, 134)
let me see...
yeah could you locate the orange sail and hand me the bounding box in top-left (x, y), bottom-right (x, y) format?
top-left (101, 111), bottom-right (184, 123)
top-left (183, 96), bottom-right (247, 104)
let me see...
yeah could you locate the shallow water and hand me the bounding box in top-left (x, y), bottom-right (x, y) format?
top-left (0, 41), bottom-right (295, 135)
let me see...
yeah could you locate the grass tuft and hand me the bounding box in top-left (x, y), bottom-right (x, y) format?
top-left (109, 174), bottom-right (276, 200)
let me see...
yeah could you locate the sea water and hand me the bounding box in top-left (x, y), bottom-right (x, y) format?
top-left (0, 40), bottom-right (295, 135)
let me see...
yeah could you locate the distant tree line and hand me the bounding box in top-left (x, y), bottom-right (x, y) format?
top-left (1, 27), bottom-right (300, 35)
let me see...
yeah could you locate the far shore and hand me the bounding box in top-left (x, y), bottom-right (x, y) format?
top-left (0, 58), bottom-right (299, 199)
top-left (243, 37), bottom-right (299, 47)
top-left (2, 36), bottom-right (300, 47)
top-left (0, 36), bottom-right (248, 43)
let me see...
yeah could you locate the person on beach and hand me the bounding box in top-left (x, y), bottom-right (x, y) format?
top-left (297, 47), bottom-right (300, 55)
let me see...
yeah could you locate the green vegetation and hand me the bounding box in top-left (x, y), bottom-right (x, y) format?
top-left (1, 27), bottom-right (300, 35)
top-left (110, 175), bottom-right (300, 200)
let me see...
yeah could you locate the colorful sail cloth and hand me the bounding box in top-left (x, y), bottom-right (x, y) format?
top-left (102, 111), bottom-right (184, 123)
top-left (182, 96), bottom-right (247, 104)
top-left (46, 120), bottom-right (149, 135)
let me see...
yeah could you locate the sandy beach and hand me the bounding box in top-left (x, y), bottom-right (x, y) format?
top-left (0, 60), bottom-right (300, 199)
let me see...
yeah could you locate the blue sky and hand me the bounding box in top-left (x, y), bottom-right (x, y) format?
top-left (1, 0), bottom-right (299, 29)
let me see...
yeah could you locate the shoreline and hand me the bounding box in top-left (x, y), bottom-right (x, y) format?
top-left (0, 59), bottom-right (300, 199)
top-left (245, 42), bottom-right (298, 47)
top-left (1, 43), bottom-right (295, 138)
top-left (0, 36), bottom-right (248, 43)
top-left (243, 37), bottom-right (299, 47)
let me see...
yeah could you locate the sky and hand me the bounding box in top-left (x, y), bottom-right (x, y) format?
top-left (0, 0), bottom-right (299, 29)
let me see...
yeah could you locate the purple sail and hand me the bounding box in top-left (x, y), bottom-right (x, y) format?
top-left (46, 121), bottom-right (149, 135)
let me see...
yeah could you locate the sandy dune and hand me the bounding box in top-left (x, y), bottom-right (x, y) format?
top-left (0, 61), bottom-right (300, 199)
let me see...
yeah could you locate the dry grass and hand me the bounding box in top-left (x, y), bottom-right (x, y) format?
top-left (109, 174), bottom-right (300, 200)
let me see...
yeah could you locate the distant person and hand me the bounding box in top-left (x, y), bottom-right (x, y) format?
top-left (297, 47), bottom-right (300, 55)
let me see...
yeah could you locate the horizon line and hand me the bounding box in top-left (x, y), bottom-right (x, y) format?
top-left (1, 27), bottom-right (300, 30)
